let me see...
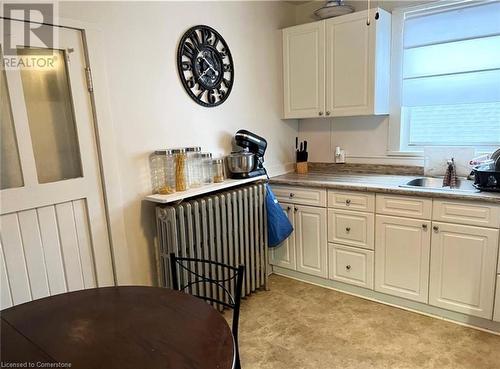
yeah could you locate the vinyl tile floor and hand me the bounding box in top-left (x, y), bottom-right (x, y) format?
top-left (226, 275), bottom-right (500, 369)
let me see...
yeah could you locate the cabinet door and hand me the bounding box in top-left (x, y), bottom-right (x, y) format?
top-left (283, 22), bottom-right (325, 119)
top-left (325, 13), bottom-right (372, 116)
top-left (494, 275), bottom-right (500, 322)
top-left (269, 202), bottom-right (296, 270)
top-left (429, 222), bottom-right (499, 319)
top-left (375, 215), bottom-right (431, 303)
top-left (295, 205), bottom-right (328, 278)
top-left (325, 9), bottom-right (390, 116)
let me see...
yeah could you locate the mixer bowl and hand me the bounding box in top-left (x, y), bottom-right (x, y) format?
top-left (227, 151), bottom-right (255, 174)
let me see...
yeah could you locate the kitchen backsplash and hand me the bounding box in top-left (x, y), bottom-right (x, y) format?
top-left (423, 147), bottom-right (475, 177)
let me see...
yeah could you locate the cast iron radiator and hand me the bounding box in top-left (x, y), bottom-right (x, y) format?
top-left (156, 183), bottom-right (268, 306)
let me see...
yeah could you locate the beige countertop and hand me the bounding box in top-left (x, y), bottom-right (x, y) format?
top-left (270, 172), bottom-right (500, 204)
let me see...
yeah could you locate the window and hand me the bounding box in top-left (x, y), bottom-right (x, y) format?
top-left (389, 1), bottom-right (500, 153)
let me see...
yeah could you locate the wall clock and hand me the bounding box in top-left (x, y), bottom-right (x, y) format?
top-left (177, 25), bottom-right (234, 107)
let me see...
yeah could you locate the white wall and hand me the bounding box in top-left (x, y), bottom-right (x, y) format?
top-left (294, 1), bottom-right (432, 165)
top-left (60, 1), bottom-right (298, 285)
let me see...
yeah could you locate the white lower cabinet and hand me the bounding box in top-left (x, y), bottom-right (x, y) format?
top-left (494, 276), bottom-right (500, 322)
top-left (375, 215), bottom-right (431, 303)
top-left (295, 205), bottom-right (328, 278)
top-left (429, 222), bottom-right (499, 319)
top-left (269, 198), bottom-right (328, 279)
top-left (271, 185), bottom-right (500, 327)
top-left (328, 243), bottom-right (373, 289)
top-left (270, 202), bottom-right (296, 271)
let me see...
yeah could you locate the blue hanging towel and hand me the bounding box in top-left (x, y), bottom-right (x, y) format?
top-left (266, 184), bottom-right (293, 247)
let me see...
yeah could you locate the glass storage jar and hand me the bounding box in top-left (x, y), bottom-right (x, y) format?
top-left (185, 146), bottom-right (202, 188)
top-left (172, 148), bottom-right (188, 191)
top-left (213, 158), bottom-right (225, 183)
top-left (149, 149), bottom-right (175, 194)
top-left (200, 152), bottom-right (213, 184)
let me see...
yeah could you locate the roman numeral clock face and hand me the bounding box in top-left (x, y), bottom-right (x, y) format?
top-left (177, 25), bottom-right (234, 107)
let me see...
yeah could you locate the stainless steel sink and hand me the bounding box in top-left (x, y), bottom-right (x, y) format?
top-left (400, 177), bottom-right (479, 193)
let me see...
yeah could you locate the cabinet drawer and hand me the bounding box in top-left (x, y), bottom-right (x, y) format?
top-left (376, 194), bottom-right (432, 220)
top-left (328, 243), bottom-right (374, 289)
top-left (433, 200), bottom-right (500, 228)
top-left (328, 190), bottom-right (375, 212)
top-left (328, 209), bottom-right (374, 250)
top-left (494, 275), bottom-right (500, 323)
top-left (272, 185), bottom-right (326, 207)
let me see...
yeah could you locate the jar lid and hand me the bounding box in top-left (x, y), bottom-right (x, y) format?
top-left (185, 146), bottom-right (202, 152)
top-left (154, 149), bottom-right (174, 155)
top-left (171, 148), bottom-right (186, 154)
top-left (200, 152), bottom-right (212, 158)
top-left (213, 158), bottom-right (224, 164)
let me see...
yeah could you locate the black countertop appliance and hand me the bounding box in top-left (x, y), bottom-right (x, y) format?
top-left (473, 148), bottom-right (500, 192)
top-left (227, 129), bottom-right (267, 179)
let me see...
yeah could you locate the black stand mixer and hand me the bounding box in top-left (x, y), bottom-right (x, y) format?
top-left (227, 129), bottom-right (267, 179)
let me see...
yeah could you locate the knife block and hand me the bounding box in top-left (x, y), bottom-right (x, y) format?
top-left (296, 162), bottom-right (308, 174)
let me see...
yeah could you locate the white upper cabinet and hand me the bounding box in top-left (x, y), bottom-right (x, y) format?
top-left (326, 8), bottom-right (390, 116)
top-left (282, 8), bottom-right (391, 119)
top-left (282, 21), bottom-right (325, 119)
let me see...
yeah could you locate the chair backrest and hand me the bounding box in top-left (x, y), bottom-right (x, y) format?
top-left (169, 253), bottom-right (245, 338)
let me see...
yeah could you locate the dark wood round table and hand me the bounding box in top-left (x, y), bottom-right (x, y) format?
top-left (1, 286), bottom-right (235, 369)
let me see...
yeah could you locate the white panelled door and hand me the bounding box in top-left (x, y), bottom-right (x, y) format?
top-left (0, 21), bottom-right (114, 309)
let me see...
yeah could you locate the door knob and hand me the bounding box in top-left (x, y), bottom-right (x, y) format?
top-left (433, 226), bottom-right (439, 232)
top-left (319, 111), bottom-right (324, 116)
top-left (345, 227), bottom-right (351, 233)
top-left (326, 111), bottom-right (331, 116)
top-left (422, 224), bottom-right (428, 230)
top-left (294, 207), bottom-right (298, 213)
top-left (346, 265), bottom-right (351, 270)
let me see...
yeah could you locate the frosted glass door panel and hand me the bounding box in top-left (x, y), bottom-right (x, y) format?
top-left (18, 48), bottom-right (82, 184)
top-left (1, 64), bottom-right (23, 190)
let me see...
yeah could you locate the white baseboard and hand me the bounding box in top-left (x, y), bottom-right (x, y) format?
top-left (271, 266), bottom-right (500, 335)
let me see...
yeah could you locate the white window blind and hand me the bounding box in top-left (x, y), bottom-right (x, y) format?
top-left (400, 1), bottom-right (500, 149)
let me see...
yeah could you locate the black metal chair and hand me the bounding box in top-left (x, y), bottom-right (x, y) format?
top-left (169, 252), bottom-right (245, 369)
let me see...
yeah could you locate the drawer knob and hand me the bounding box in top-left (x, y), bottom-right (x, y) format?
top-left (326, 111), bottom-right (331, 116)
top-left (345, 227), bottom-right (351, 233)
top-left (289, 193), bottom-right (295, 198)
top-left (294, 207), bottom-right (298, 213)
top-left (422, 224), bottom-right (427, 230)
top-left (319, 111), bottom-right (324, 116)
top-left (433, 226), bottom-right (439, 232)
top-left (345, 199), bottom-right (351, 205)
top-left (287, 206), bottom-right (291, 211)
top-left (346, 265), bottom-right (351, 270)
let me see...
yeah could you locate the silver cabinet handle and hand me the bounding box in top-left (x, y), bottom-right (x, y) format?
top-left (319, 111), bottom-right (323, 116)
top-left (326, 111), bottom-right (331, 116)
top-left (346, 265), bottom-right (351, 270)
top-left (289, 193), bottom-right (295, 198)
top-left (345, 199), bottom-right (351, 205)
top-left (345, 227), bottom-right (351, 233)
top-left (433, 226), bottom-right (439, 232)
top-left (422, 224), bottom-right (428, 230)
